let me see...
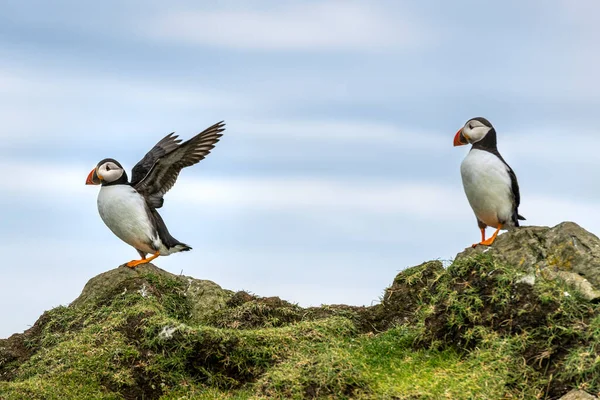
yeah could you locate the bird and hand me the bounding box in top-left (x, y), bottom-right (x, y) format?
top-left (85, 121), bottom-right (225, 268)
top-left (453, 117), bottom-right (525, 247)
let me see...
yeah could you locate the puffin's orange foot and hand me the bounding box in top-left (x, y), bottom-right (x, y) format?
top-left (472, 228), bottom-right (487, 247)
top-left (472, 225), bottom-right (502, 247)
top-left (473, 238), bottom-right (496, 247)
top-left (478, 236), bottom-right (498, 246)
top-left (125, 251), bottom-right (160, 268)
top-left (126, 259), bottom-right (150, 268)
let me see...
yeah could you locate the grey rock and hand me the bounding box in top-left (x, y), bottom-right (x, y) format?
top-left (456, 222), bottom-right (600, 301)
top-left (184, 274), bottom-right (234, 322)
top-left (70, 263), bottom-right (232, 322)
top-left (559, 389), bottom-right (598, 400)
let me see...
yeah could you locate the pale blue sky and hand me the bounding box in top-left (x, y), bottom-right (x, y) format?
top-left (2, 0), bottom-right (600, 338)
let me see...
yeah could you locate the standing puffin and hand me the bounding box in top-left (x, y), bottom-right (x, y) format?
top-left (86, 121), bottom-right (225, 267)
top-left (453, 117), bottom-right (525, 247)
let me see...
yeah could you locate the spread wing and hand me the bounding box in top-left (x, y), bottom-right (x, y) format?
top-left (133, 121), bottom-right (225, 208)
top-left (130, 132), bottom-right (182, 186)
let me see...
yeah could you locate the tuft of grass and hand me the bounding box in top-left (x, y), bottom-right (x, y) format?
top-left (206, 293), bottom-right (305, 329)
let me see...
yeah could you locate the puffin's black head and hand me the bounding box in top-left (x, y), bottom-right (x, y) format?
top-left (453, 117), bottom-right (496, 148)
top-left (85, 158), bottom-right (128, 186)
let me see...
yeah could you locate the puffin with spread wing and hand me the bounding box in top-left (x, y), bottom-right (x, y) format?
top-left (86, 121), bottom-right (225, 268)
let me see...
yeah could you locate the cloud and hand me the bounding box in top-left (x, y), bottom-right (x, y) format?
top-left (6, 155), bottom-right (599, 235)
top-left (0, 159), bottom-right (89, 199)
top-left (555, 1), bottom-right (600, 98)
top-left (0, 64), bottom-right (445, 155)
top-left (0, 63), bottom-right (447, 158)
top-left (558, 0), bottom-right (600, 31)
top-left (501, 129), bottom-right (600, 166)
top-left (170, 176), bottom-right (469, 221)
top-left (0, 67), bottom-right (250, 146)
top-left (238, 119), bottom-right (443, 149)
top-left (0, 157), bottom-right (464, 218)
top-left (0, 68), bottom-right (231, 107)
top-left (521, 195), bottom-right (600, 234)
top-left (170, 175), bottom-right (600, 242)
top-left (140, 1), bottom-right (433, 51)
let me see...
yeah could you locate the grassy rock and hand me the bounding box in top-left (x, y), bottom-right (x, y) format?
top-left (457, 222), bottom-right (600, 301)
top-left (379, 260), bottom-right (445, 330)
top-left (409, 253), bottom-right (599, 398)
top-left (1, 222), bottom-right (600, 399)
top-left (70, 263), bottom-right (233, 323)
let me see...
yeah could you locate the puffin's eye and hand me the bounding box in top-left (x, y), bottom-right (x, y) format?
top-left (468, 123), bottom-right (474, 129)
top-left (106, 165), bottom-right (111, 171)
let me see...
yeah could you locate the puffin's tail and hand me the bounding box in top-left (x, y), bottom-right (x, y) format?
top-left (151, 209), bottom-right (192, 253)
top-left (513, 211), bottom-right (526, 227)
top-left (171, 243), bottom-right (192, 253)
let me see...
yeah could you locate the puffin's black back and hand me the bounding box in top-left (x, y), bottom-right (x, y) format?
top-left (468, 122), bottom-right (525, 226)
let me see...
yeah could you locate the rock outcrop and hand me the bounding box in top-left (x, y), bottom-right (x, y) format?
top-left (457, 222), bottom-right (600, 301)
top-left (70, 263), bottom-right (233, 322)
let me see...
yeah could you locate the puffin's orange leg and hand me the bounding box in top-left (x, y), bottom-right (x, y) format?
top-left (126, 251), bottom-right (160, 268)
top-left (478, 224), bottom-right (502, 246)
top-left (472, 228), bottom-right (486, 248)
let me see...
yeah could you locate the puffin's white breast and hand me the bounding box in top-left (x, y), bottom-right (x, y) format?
top-left (460, 149), bottom-right (515, 228)
top-left (97, 185), bottom-right (158, 253)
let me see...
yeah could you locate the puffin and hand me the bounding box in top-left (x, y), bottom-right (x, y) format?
top-left (453, 117), bottom-right (525, 247)
top-left (86, 121), bottom-right (225, 267)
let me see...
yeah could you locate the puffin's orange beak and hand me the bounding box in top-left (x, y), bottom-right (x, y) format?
top-left (86, 168), bottom-right (101, 185)
top-left (453, 129), bottom-right (468, 146)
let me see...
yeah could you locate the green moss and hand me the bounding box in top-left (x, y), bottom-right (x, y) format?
top-left (355, 328), bottom-right (523, 399)
top-left (206, 293), bottom-right (305, 329)
top-left (1, 255), bottom-right (599, 399)
top-left (142, 272), bottom-right (193, 321)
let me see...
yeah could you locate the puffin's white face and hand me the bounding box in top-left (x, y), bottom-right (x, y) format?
top-left (85, 159), bottom-right (125, 185)
top-left (461, 119), bottom-right (492, 144)
top-left (97, 161), bottom-right (124, 183)
top-left (453, 118), bottom-right (494, 147)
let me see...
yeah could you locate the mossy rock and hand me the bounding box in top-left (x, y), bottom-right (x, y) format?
top-left (457, 222), bottom-right (600, 301)
top-left (206, 291), bottom-right (305, 329)
top-left (206, 291), bottom-right (380, 334)
top-left (380, 260), bottom-right (445, 328)
top-left (412, 254), bottom-right (600, 398)
top-left (70, 263), bottom-right (233, 323)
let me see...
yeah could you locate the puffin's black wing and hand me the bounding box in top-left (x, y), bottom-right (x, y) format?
top-left (487, 147), bottom-right (526, 224)
top-left (507, 166), bottom-right (526, 222)
top-left (507, 167), bottom-right (520, 209)
top-left (131, 132), bottom-right (182, 186)
top-left (133, 121), bottom-right (225, 208)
